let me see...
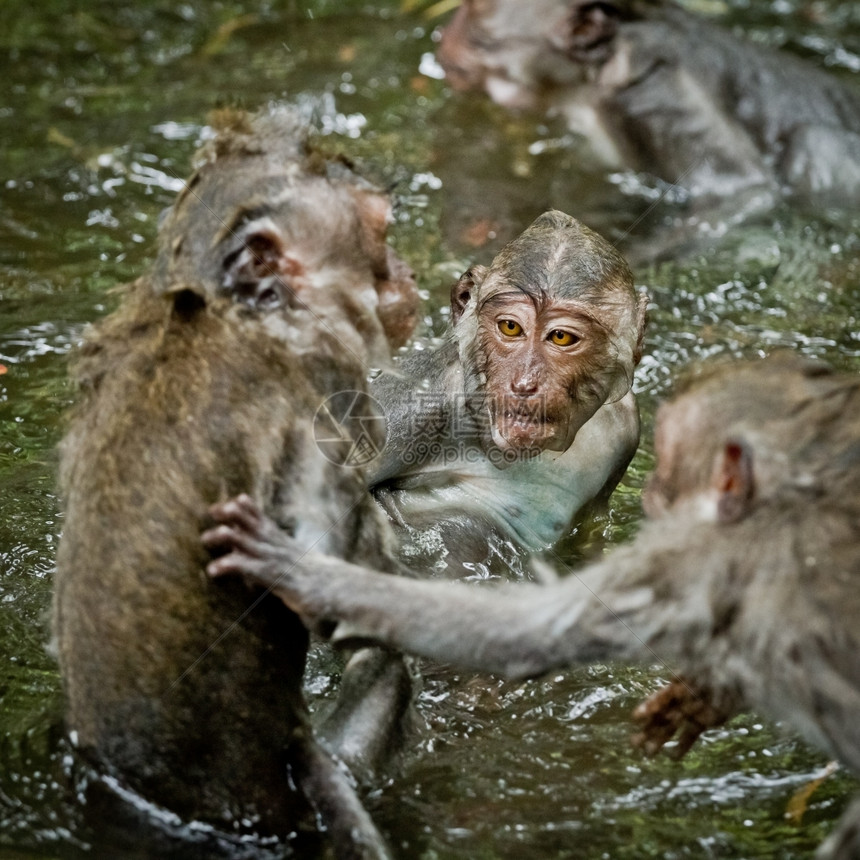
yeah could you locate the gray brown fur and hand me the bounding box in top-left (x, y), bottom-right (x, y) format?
top-left (369, 210), bottom-right (646, 564)
top-left (205, 354), bottom-right (860, 860)
top-left (439, 0), bottom-right (860, 208)
top-left (53, 109), bottom-right (416, 857)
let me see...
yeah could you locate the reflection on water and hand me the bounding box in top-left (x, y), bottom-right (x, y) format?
top-left (1, 0), bottom-right (859, 856)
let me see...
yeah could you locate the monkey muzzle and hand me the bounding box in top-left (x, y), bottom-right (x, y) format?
top-left (490, 398), bottom-right (565, 453)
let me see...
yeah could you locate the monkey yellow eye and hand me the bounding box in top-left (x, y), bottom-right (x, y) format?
top-left (548, 330), bottom-right (579, 347)
top-left (498, 319), bottom-right (524, 337)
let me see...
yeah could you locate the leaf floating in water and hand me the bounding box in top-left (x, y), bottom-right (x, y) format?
top-left (785, 760), bottom-right (839, 824)
top-left (401, 0), bottom-right (460, 18)
top-left (338, 43), bottom-right (357, 63)
top-left (201, 14), bottom-right (259, 57)
top-left (410, 75), bottom-right (430, 94)
top-left (47, 128), bottom-right (77, 149)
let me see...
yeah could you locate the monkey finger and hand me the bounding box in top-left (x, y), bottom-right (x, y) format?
top-left (669, 725), bottom-right (704, 759)
top-left (201, 523), bottom-right (231, 550)
top-left (206, 550), bottom-right (267, 582)
top-left (208, 493), bottom-right (264, 530)
top-left (202, 523), bottom-right (265, 558)
top-left (207, 552), bottom-right (305, 609)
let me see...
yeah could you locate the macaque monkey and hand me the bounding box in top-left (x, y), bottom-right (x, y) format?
top-left (52, 108), bottom-right (419, 858)
top-left (205, 354), bottom-right (860, 860)
top-left (370, 210), bottom-right (648, 564)
top-left (438, 0), bottom-right (860, 210)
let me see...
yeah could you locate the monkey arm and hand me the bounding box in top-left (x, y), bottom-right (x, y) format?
top-left (206, 495), bottom-right (860, 781)
top-left (367, 345), bottom-right (458, 484)
top-left (205, 496), bottom-right (576, 677)
top-left (204, 496), bottom-right (713, 680)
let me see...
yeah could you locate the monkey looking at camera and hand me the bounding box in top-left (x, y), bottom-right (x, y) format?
top-left (205, 354), bottom-right (860, 860)
top-left (52, 109), bottom-right (418, 858)
top-left (370, 210), bottom-right (648, 566)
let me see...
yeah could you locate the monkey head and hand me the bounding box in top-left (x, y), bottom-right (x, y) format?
top-left (153, 108), bottom-right (419, 367)
top-left (642, 354), bottom-right (848, 525)
top-left (438, 0), bottom-right (589, 110)
top-left (452, 209), bottom-right (646, 458)
top-left (437, 0), bottom-right (662, 111)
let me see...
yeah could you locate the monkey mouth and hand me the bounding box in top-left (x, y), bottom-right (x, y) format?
top-left (484, 75), bottom-right (541, 111)
top-left (492, 406), bottom-right (558, 451)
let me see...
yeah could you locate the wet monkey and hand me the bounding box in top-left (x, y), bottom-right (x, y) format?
top-left (438, 0), bottom-right (860, 209)
top-left (206, 354), bottom-right (860, 860)
top-left (52, 108), bottom-right (418, 858)
top-left (369, 210), bottom-right (648, 565)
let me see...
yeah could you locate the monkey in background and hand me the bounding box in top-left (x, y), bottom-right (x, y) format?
top-left (205, 354), bottom-right (860, 860)
top-left (369, 210), bottom-right (648, 571)
top-left (52, 108), bottom-right (418, 858)
top-left (437, 0), bottom-right (860, 260)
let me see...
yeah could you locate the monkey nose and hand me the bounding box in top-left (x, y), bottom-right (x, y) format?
top-left (510, 377), bottom-right (539, 396)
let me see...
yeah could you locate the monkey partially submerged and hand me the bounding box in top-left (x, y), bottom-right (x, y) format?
top-left (52, 109), bottom-right (418, 856)
top-left (438, 1), bottom-right (860, 213)
top-left (205, 354), bottom-right (860, 860)
top-left (370, 210), bottom-right (647, 566)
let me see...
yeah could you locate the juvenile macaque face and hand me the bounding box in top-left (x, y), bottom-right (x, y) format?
top-left (476, 291), bottom-right (615, 452)
top-left (453, 210), bottom-right (646, 456)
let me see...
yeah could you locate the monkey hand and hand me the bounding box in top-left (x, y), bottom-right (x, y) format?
top-left (203, 494), bottom-right (328, 630)
top-left (630, 677), bottom-right (734, 759)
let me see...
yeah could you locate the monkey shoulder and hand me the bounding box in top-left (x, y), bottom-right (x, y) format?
top-left (369, 341), bottom-right (461, 483)
top-left (596, 8), bottom-right (860, 203)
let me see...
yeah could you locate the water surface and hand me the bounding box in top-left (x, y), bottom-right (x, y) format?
top-left (2, 0), bottom-right (859, 856)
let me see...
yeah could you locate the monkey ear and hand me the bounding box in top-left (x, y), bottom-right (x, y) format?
top-left (562, 2), bottom-right (624, 63)
top-left (450, 265), bottom-right (487, 324)
top-left (222, 220), bottom-right (304, 311)
top-left (352, 189), bottom-right (393, 267)
top-left (713, 439), bottom-right (755, 524)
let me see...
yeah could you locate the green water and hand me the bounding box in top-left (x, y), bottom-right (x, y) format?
top-left (2, 0), bottom-right (859, 856)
